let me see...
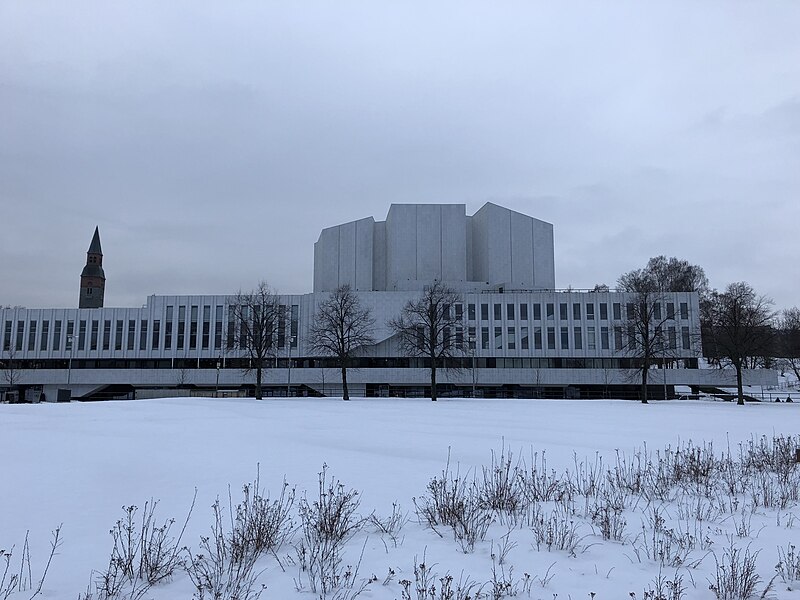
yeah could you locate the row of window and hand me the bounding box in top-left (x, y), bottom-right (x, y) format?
top-left (465, 325), bottom-right (693, 352)
top-left (2, 304), bottom-right (300, 354)
top-left (7, 356), bottom-right (701, 371)
top-left (459, 301), bottom-right (691, 322)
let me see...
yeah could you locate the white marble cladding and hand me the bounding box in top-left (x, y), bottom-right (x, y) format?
top-left (313, 202), bottom-right (556, 292)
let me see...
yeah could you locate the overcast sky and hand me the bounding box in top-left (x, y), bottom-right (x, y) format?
top-left (1, 2), bottom-right (798, 310)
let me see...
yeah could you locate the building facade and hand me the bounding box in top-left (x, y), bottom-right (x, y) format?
top-left (0, 204), bottom-right (775, 401)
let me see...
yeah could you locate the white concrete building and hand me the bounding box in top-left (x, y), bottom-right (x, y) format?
top-left (314, 203), bottom-right (555, 293)
top-left (0, 203), bottom-right (775, 401)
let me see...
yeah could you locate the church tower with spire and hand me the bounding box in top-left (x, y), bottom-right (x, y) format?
top-left (79, 227), bottom-right (106, 309)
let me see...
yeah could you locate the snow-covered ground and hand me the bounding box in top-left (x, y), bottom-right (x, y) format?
top-left (2, 397), bottom-right (800, 599)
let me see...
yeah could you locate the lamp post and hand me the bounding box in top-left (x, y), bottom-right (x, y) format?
top-left (215, 356), bottom-right (221, 397)
top-left (468, 334), bottom-right (476, 398)
top-left (287, 335), bottom-right (296, 397)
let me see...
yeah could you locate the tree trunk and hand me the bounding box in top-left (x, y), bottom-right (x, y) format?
top-left (256, 365), bottom-right (263, 400)
top-left (641, 366), bottom-right (649, 404)
top-left (431, 364), bottom-right (437, 401)
top-left (341, 366), bottom-right (349, 401)
top-left (736, 361), bottom-right (744, 405)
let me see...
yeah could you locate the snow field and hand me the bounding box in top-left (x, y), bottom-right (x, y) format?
top-left (1, 398), bottom-right (800, 599)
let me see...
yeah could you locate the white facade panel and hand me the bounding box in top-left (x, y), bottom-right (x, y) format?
top-left (386, 204), bottom-right (417, 288)
top-left (533, 218), bottom-right (556, 289)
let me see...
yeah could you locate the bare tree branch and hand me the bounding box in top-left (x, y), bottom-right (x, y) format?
top-left (308, 284), bottom-right (375, 400)
top-left (389, 282), bottom-right (465, 401)
top-left (703, 282), bottom-right (775, 405)
top-left (227, 282), bottom-right (286, 400)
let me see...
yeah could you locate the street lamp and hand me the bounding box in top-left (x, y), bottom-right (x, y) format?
top-left (215, 356), bottom-right (221, 397)
top-left (468, 334), bottom-right (476, 398)
top-left (287, 335), bottom-right (296, 397)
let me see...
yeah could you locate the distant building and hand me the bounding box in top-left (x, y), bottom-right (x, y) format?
top-left (79, 227), bottom-right (105, 309)
top-left (0, 203), bottom-right (775, 401)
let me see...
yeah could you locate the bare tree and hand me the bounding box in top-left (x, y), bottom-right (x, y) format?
top-left (228, 281), bottom-right (284, 400)
top-left (1, 347), bottom-right (21, 389)
top-left (308, 284), bottom-right (375, 401)
top-left (632, 255), bottom-right (710, 296)
top-left (618, 257), bottom-right (708, 403)
top-left (777, 307), bottom-right (800, 383)
top-left (617, 272), bottom-right (675, 403)
top-left (389, 281), bottom-right (464, 401)
top-left (704, 282), bottom-right (775, 405)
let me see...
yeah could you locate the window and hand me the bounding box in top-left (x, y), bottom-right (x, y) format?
top-left (533, 303), bottom-right (541, 320)
top-left (66, 321), bottom-right (74, 350)
top-left (481, 327), bottom-right (489, 350)
top-left (140, 320), bottom-right (148, 350)
top-left (560, 303), bottom-right (568, 320)
top-left (291, 305), bottom-right (300, 348)
top-left (494, 327), bottom-right (502, 350)
top-left (15, 321), bottom-right (24, 351)
top-left (152, 320), bottom-right (161, 350)
top-left (227, 313), bottom-right (235, 349)
top-left (627, 326), bottom-right (637, 349)
top-left (214, 306), bottom-right (223, 349)
top-left (668, 326), bottom-right (677, 350)
top-left (3, 321), bottom-right (10, 352)
top-left (521, 326), bottom-right (529, 350)
top-left (164, 306), bottom-right (174, 349)
top-left (546, 303), bottom-right (554, 319)
top-left (601, 326), bottom-right (610, 350)
top-left (127, 320), bottom-right (135, 351)
top-left (667, 303), bottom-right (675, 320)
top-left (455, 304), bottom-right (463, 321)
top-left (574, 327), bottom-right (583, 350)
top-left (115, 320), bottom-right (123, 351)
top-left (190, 306), bottom-right (198, 349)
top-left (468, 326), bottom-right (476, 350)
top-left (202, 306), bottom-right (211, 349)
top-left (586, 304), bottom-right (595, 320)
top-left (507, 304), bottom-right (515, 321)
top-left (587, 326), bottom-right (596, 350)
top-left (481, 304), bottom-right (489, 321)
top-left (494, 304), bottom-right (502, 320)
top-left (600, 303), bottom-right (608, 320)
top-left (90, 320), bottom-right (99, 351)
top-left (103, 320), bottom-right (111, 350)
top-left (443, 327), bottom-right (451, 349)
top-left (177, 306), bottom-right (186, 350)
top-left (654, 303), bottom-right (662, 320)
top-left (41, 320), bottom-right (49, 351)
top-left (28, 321), bottom-right (37, 351)
top-left (613, 303), bottom-right (621, 320)
top-left (454, 326), bottom-right (463, 349)
top-left (682, 326), bottom-right (691, 350)
top-left (573, 303), bottom-right (581, 320)
top-left (614, 326), bottom-right (623, 351)
top-left (507, 327), bottom-right (516, 350)
top-left (78, 320), bottom-right (87, 350)
top-left (468, 303), bottom-right (476, 321)
top-left (520, 304), bottom-right (528, 320)
top-left (53, 320), bottom-right (61, 351)
top-left (626, 303), bottom-right (636, 320)
top-left (534, 327), bottom-right (543, 350)
top-left (560, 327), bottom-right (569, 350)
top-left (680, 302), bottom-right (689, 320)
top-left (547, 327), bottom-right (556, 350)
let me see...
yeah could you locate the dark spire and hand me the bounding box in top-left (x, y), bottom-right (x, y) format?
top-left (88, 226), bottom-right (102, 255)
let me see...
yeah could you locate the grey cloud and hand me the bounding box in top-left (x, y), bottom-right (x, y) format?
top-left (1, 1), bottom-right (799, 309)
